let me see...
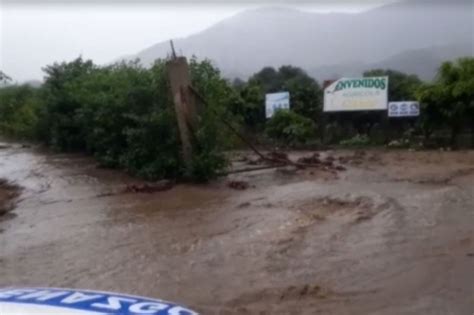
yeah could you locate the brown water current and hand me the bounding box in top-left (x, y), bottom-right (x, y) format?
top-left (1, 142), bottom-right (473, 314)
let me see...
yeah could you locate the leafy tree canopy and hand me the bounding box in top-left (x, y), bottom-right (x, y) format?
top-left (363, 69), bottom-right (422, 101)
top-left (416, 57), bottom-right (474, 145)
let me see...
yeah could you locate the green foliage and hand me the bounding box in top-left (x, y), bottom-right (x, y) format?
top-left (265, 110), bottom-right (316, 145)
top-left (233, 80), bottom-right (265, 130)
top-left (235, 65), bottom-right (323, 131)
top-left (189, 113), bottom-right (229, 181)
top-left (187, 57), bottom-right (236, 179)
top-left (2, 56), bottom-right (473, 182)
top-left (253, 65), bottom-right (323, 118)
top-left (189, 57), bottom-right (241, 139)
top-left (417, 57), bottom-right (474, 146)
top-left (38, 57), bottom-right (96, 150)
top-left (0, 57), bottom-right (234, 181)
top-left (364, 69), bottom-right (422, 101)
top-left (251, 67), bottom-right (280, 92)
top-left (0, 71), bottom-right (12, 85)
top-left (339, 134), bottom-right (370, 146)
top-left (0, 84), bottom-right (41, 138)
top-left (281, 69), bottom-right (322, 121)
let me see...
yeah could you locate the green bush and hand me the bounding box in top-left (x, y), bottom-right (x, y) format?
top-left (187, 107), bottom-right (228, 180)
top-left (0, 57), bottom-right (234, 182)
top-left (265, 110), bottom-right (316, 145)
top-left (0, 84), bottom-right (42, 139)
top-left (339, 134), bottom-right (370, 146)
top-left (416, 57), bottom-right (474, 147)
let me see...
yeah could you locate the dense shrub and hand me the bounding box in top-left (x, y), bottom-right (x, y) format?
top-left (417, 58), bottom-right (474, 147)
top-left (0, 57), bottom-right (234, 181)
top-left (265, 110), bottom-right (316, 145)
top-left (0, 84), bottom-right (41, 138)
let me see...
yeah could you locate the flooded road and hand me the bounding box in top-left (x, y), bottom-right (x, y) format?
top-left (0, 143), bottom-right (473, 314)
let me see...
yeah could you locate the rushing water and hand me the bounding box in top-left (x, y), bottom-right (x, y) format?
top-left (1, 142), bottom-right (473, 314)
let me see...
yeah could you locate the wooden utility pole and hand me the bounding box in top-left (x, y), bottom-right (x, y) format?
top-left (166, 41), bottom-right (199, 173)
top-left (321, 80), bottom-right (336, 144)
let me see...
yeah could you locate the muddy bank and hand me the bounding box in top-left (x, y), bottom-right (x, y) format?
top-left (0, 145), bottom-right (473, 314)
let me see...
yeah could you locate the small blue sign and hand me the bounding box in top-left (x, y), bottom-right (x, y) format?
top-left (0, 287), bottom-right (198, 314)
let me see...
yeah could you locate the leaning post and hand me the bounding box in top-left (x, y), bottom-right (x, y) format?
top-left (166, 41), bottom-right (199, 174)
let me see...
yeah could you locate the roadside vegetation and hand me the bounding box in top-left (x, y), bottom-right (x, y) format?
top-left (1, 57), bottom-right (473, 181)
top-left (0, 58), bottom-right (234, 181)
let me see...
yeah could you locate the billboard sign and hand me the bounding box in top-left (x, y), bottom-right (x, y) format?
top-left (265, 92), bottom-right (290, 118)
top-left (388, 101), bottom-right (420, 117)
top-left (324, 76), bottom-right (388, 112)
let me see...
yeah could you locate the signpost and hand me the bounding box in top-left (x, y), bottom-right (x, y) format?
top-left (265, 92), bottom-right (290, 118)
top-left (166, 55), bottom-right (199, 174)
top-left (388, 101), bottom-right (420, 117)
top-left (324, 76), bottom-right (389, 112)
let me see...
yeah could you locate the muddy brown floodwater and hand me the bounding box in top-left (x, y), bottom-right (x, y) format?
top-left (0, 142), bottom-right (473, 315)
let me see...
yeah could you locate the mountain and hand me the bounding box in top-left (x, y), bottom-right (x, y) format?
top-left (127, 0), bottom-right (473, 81)
top-left (308, 42), bottom-right (474, 80)
top-left (370, 42), bottom-right (473, 80)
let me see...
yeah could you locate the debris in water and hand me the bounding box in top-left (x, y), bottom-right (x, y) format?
top-left (267, 151), bottom-right (289, 161)
top-left (297, 153), bottom-right (321, 164)
top-left (237, 201), bottom-right (251, 208)
top-left (235, 155), bottom-right (250, 163)
top-left (325, 156), bottom-right (335, 162)
top-left (276, 166), bottom-right (298, 175)
top-left (124, 180), bottom-right (174, 193)
top-left (0, 179), bottom-right (20, 216)
top-left (322, 159), bottom-right (334, 167)
top-left (228, 180), bottom-right (249, 190)
top-left (338, 151), bottom-right (368, 165)
top-left (246, 158), bottom-right (261, 165)
top-left (296, 152), bottom-right (345, 173)
top-left (96, 192), bottom-right (116, 198)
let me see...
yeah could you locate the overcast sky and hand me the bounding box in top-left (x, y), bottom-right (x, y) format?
top-left (1, 1), bottom-right (398, 82)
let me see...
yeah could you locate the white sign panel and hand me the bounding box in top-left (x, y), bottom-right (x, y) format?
top-left (265, 92), bottom-right (290, 118)
top-left (388, 101), bottom-right (420, 117)
top-left (324, 76), bottom-right (388, 112)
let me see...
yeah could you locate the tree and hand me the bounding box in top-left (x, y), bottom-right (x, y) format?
top-left (250, 67), bottom-right (280, 92)
top-left (363, 69), bottom-right (422, 101)
top-left (239, 65), bottom-right (323, 129)
top-left (0, 71), bottom-right (12, 85)
top-left (265, 110), bottom-right (316, 146)
top-left (417, 57), bottom-right (474, 147)
top-left (281, 69), bottom-right (322, 121)
top-left (234, 80), bottom-right (265, 130)
top-left (0, 84), bottom-right (41, 138)
top-left (40, 57), bottom-right (96, 150)
top-left (231, 78), bottom-right (245, 89)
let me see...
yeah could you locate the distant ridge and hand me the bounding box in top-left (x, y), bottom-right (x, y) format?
top-left (123, 0), bottom-right (473, 81)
